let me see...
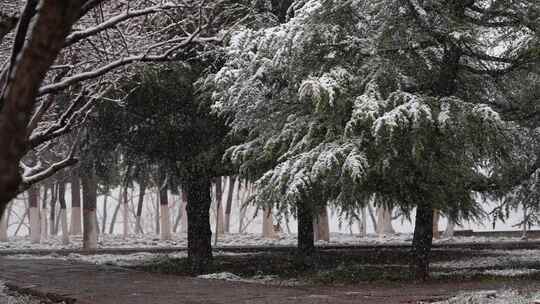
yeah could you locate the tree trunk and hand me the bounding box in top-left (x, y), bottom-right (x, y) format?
top-left (297, 199), bottom-right (315, 264)
top-left (367, 202), bottom-right (377, 233)
top-left (0, 1), bottom-right (83, 215)
top-left (101, 194), bottom-right (108, 234)
top-left (432, 209), bottom-right (440, 239)
top-left (155, 190), bottom-right (160, 235)
top-left (108, 193), bottom-right (121, 234)
top-left (28, 186), bottom-right (40, 243)
top-left (443, 218), bottom-right (455, 238)
top-left (136, 180), bottom-right (146, 234)
top-left (180, 190), bottom-right (188, 233)
top-left (358, 207), bottom-right (367, 237)
top-left (82, 170), bottom-right (98, 250)
top-left (213, 177), bottom-right (224, 236)
top-left (186, 176), bottom-right (213, 275)
top-left (49, 183), bottom-right (58, 235)
top-left (313, 207), bottom-right (330, 242)
top-left (58, 182), bottom-right (69, 245)
top-left (262, 207), bottom-right (276, 239)
top-left (41, 186), bottom-right (49, 241)
top-left (224, 176), bottom-right (235, 233)
top-left (70, 172), bottom-right (82, 235)
top-left (122, 185), bottom-right (129, 238)
top-left (0, 206), bottom-right (7, 241)
top-left (159, 177), bottom-right (171, 241)
top-left (376, 206), bottom-right (395, 236)
top-left (411, 202), bottom-right (434, 281)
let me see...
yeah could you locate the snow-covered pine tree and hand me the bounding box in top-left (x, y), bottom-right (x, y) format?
top-left (206, 0), bottom-right (539, 279)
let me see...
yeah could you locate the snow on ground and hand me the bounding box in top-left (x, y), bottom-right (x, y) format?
top-left (0, 232), bottom-right (532, 252)
top-left (196, 272), bottom-right (303, 286)
top-left (428, 290), bottom-right (540, 304)
top-left (6, 250), bottom-right (255, 267)
top-left (0, 282), bottom-right (40, 304)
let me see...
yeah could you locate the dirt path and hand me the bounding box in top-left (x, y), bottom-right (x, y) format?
top-left (1, 257), bottom-right (539, 304)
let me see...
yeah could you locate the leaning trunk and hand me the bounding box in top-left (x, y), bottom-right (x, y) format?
top-left (297, 199), bottom-right (315, 264)
top-left (213, 177), bottom-right (224, 236)
top-left (135, 180), bottom-right (146, 234)
top-left (411, 202), bottom-right (434, 281)
top-left (70, 172), bottom-right (82, 235)
top-left (186, 176), bottom-right (213, 275)
top-left (82, 171), bottom-right (98, 250)
top-left (40, 186), bottom-right (49, 241)
top-left (122, 185), bottom-right (129, 238)
top-left (224, 176), bottom-right (235, 233)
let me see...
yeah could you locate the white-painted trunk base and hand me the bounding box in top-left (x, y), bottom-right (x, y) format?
top-left (262, 208), bottom-right (276, 239)
top-left (180, 201), bottom-right (188, 233)
top-left (40, 208), bottom-right (49, 242)
top-left (29, 207), bottom-right (41, 243)
top-left (160, 204), bottom-right (171, 240)
top-left (443, 220), bottom-right (455, 238)
top-left (60, 209), bottom-right (69, 245)
top-left (376, 206), bottom-right (395, 236)
top-left (70, 207), bottom-right (82, 235)
top-left (358, 207), bottom-right (367, 237)
top-left (83, 210), bottom-right (98, 250)
top-left (122, 203), bottom-right (129, 238)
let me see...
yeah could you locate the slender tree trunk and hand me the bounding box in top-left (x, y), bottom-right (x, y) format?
top-left (224, 176), bottom-right (235, 233)
top-left (411, 202), bottom-right (434, 281)
top-left (238, 180), bottom-right (246, 233)
top-left (432, 209), bottom-right (440, 239)
top-left (262, 207), bottom-right (276, 239)
top-left (180, 190), bottom-right (188, 233)
top-left (155, 190), bottom-right (160, 235)
top-left (213, 177), bottom-right (224, 236)
top-left (70, 172), bottom-right (82, 235)
top-left (159, 171), bottom-right (171, 241)
top-left (297, 199), bottom-right (315, 264)
top-left (28, 186), bottom-right (40, 243)
top-left (367, 202), bottom-right (377, 233)
top-left (41, 186), bottom-right (49, 241)
top-left (108, 196), bottom-right (121, 235)
top-left (186, 176), bottom-right (213, 275)
top-left (173, 194), bottom-right (182, 233)
top-left (58, 182), bottom-right (69, 245)
top-left (314, 207), bottom-right (330, 242)
top-left (136, 180), bottom-right (146, 234)
top-left (82, 170), bottom-right (98, 250)
top-left (101, 194), bottom-right (108, 234)
top-left (122, 185), bottom-right (129, 238)
top-left (522, 206), bottom-right (528, 240)
top-left (49, 183), bottom-right (58, 235)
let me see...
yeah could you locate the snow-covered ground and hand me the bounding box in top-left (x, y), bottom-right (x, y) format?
top-left (0, 232), bottom-right (532, 252)
top-left (0, 282), bottom-right (40, 304)
top-left (428, 290), bottom-right (540, 304)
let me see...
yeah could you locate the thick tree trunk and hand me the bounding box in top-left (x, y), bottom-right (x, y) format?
top-left (186, 176), bottom-right (213, 275)
top-left (28, 186), bottom-right (40, 243)
top-left (0, 1), bottom-right (83, 215)
top-left (82, 171), bottom-right (98, 250)
top-left (358, 207), bottom-right (367, 237)
top-left (376, 206), bottom-right (395, 236)
top-left (0, 207), bottom-right (7, 241)
top-left (411, 202), bottom-right (434, 281)
top-left (297, 200), bottom-right (315, 264)
top-left (70, 173), bottom-right (82, 235)
top-left (58, 182), bottom-right (69, 245)
top-left (313, 207), bottom-right (330, 242)
top-left (224, 176), bottom-right (235, 233)
top-left (262, 207), bottom-right (276, 239)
